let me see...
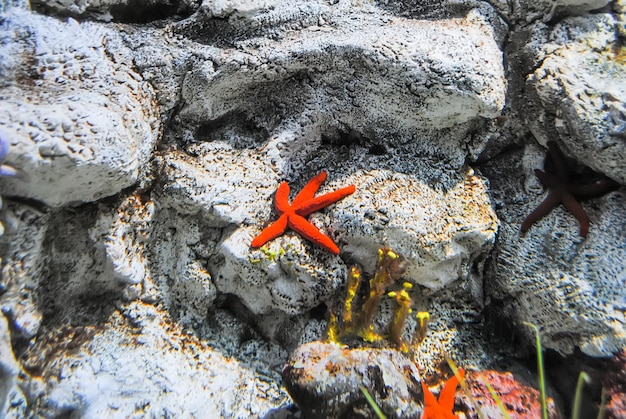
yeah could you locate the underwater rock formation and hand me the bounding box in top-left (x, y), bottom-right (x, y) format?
top-left (0, 10), bottom-right (159, 207)
top-left (283, 341), bottom-right (423, 418)
top-left (0, 0), bottom-right (623, 416)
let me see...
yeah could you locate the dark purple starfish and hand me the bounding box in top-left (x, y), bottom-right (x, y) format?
top-left (521, 141), bottom-right (619, 237)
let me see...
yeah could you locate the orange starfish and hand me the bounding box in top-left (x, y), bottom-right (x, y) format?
top-left (251, 171), bottom-right (355, 255)
top-left (421, 368), bottom-right (464, 419)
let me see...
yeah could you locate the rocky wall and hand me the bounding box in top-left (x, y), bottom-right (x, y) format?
top-left (0, 0), bottom-right (624, 417)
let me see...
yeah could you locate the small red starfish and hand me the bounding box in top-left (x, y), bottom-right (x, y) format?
top-left (421, 368), bottom-right (464, 419)
top-left (251, 171), bottom-right (355, 255)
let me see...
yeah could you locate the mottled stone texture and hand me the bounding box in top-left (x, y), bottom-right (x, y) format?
top-left (0, 10), bottom-right (159, 207)
top-left (283, 342), bottom-right (423, 418)
top-left (525, 13), bottom-right (626, 184)
top-left (462, 370), bottom-right (559, 419)
top-left (0, 314), bottom-right (19, 418)
top-left (0, 0), bottom-right (623, 417)
top-left (484, 144), bottom-right (625, 357)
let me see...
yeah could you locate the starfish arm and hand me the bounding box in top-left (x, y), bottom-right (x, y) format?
top-left (547, 141), bottom-right (569, 181)
top-left (438, 368), bottom-right (464, 412)
top-left (251, 213), bottom-right (289, 248)
top-left (534, 167), bottom-right (569, 193)
top-left (288, 213), bottom-right (340, 255)
top-left (533, 169), bottom-right (554, 189)
top-left (520, 191), bottom-right (562, 233)
top-left (421, 382), bottom-right (438, 419)
top-left (570, 178), bottom-right (619, 200)
top-left (295, 185), bottom-right (356, 216)
top-left (421, 382), bottom-right (458, 419)
top-left (292, 171), bottom-right (327, 206)
top-left (561, 192), bottom-right (590, 237)
top-left (274, 182), bottom-right (292, 213)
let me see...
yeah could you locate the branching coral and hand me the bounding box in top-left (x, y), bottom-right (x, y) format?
top-left (388, 282), bottom-right (413, 352)
top-left (328, 247), bottom-right (430, 353)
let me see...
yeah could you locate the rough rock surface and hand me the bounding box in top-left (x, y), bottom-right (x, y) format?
top-left (0, 10), bottom-right (159, 207)
top-left (283, 341), bottom-right (423, 418)
top-left (15, 302), bottom-right (289, 418)
top-left (0, 131), bottom-right (21, 235)
top-left (156, 139), bottom-right (498, 319)
top-left (0, 0), bottom-right (624, 417)
top-left (0, 313), bottom-right (19, 418)
top-left (173, 0), bottom-right (506, 168)
top-left (525, 13), bottom-right (626, 183)
top-left (483, 143), bottom-right (625, 357)
top-left (0, 203), bottom-right (48, 341)
top-left (462, 369), bottom-right (559, 418)
top-left (30, 0), bottom-right (194, 22)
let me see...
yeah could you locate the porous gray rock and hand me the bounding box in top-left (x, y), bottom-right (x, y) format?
top-left (89, 194), bottom-right (154, 287)
top-left (0, 203), bottom-right (48, 341)
top-left (29, 0), bottom-right (196, 21)
top-left (525, 13), bottom-right (626, 184)
top-left (0, 313), bottom-right (20, 418)
top-left (148, 204), bottom-right (221, 324)
top-left (488, 0), bottom-right (611, 23)
top-left (0, 10), bottom-right (159, 207)
top-left (147, 0), bottom-right (503, 322)
top-left (339, 165), bottom-right (498, 291)
top-left (0, 0), bottom-right (28, 13)
top-left (283, 341), bottom-right (423, 418)
top-left (17, 302), bottom-right (289, 418)
top-left (483, 144), bottom-right (625, 356)
top-left (152, 139), bottom-right (497, 322)
top-left (0, 131), bottom-right (22, 236)
top-left (153, 142), bottom-right (350, 318)
top-left (177, 0), bottom-right (506, 168)
top-left (31, 0), bottom-right (127, 17)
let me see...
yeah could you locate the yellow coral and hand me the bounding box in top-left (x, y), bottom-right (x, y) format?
top-left (343, 266), bottom-right (362, 327)
top-left (388, 282), bottom-right (413, 352)
top-left (412, 311), bottom-right (430, 347)
top-left (328, 247), bottom-right (427, 351)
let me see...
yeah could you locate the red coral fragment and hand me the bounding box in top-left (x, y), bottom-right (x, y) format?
top-left (463, 370), bottom-right (559, 418)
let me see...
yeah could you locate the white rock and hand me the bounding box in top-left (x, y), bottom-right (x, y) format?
top-left (490, 0), bottom-right (611, 22)
top-left (154, 136), bottom-right (496, 317)
top-left (202, 0), bottom-right (282, 18)
top-left (89, 194), bottom-right (154, 286)
top-left (340, 167), bottom-right (498, 290)
top-left (1, 0), bottom-right (623, 417)
top-left (181, 5), bottom-right (506, 132)
top-left (526, 13), bottom-right (626, 183)
top-left (18, 302), bottom-right (289, 417)
top-left (148, 208), bottom-right (220, 323)
top-left (484, 144), bottom-right (625, 356)
top-left (0, 204), bottom-right (48, 340)
top-left (31, 0), bottom-right (125, 16)
top-left (0, 10), bottom-right (159, 207)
